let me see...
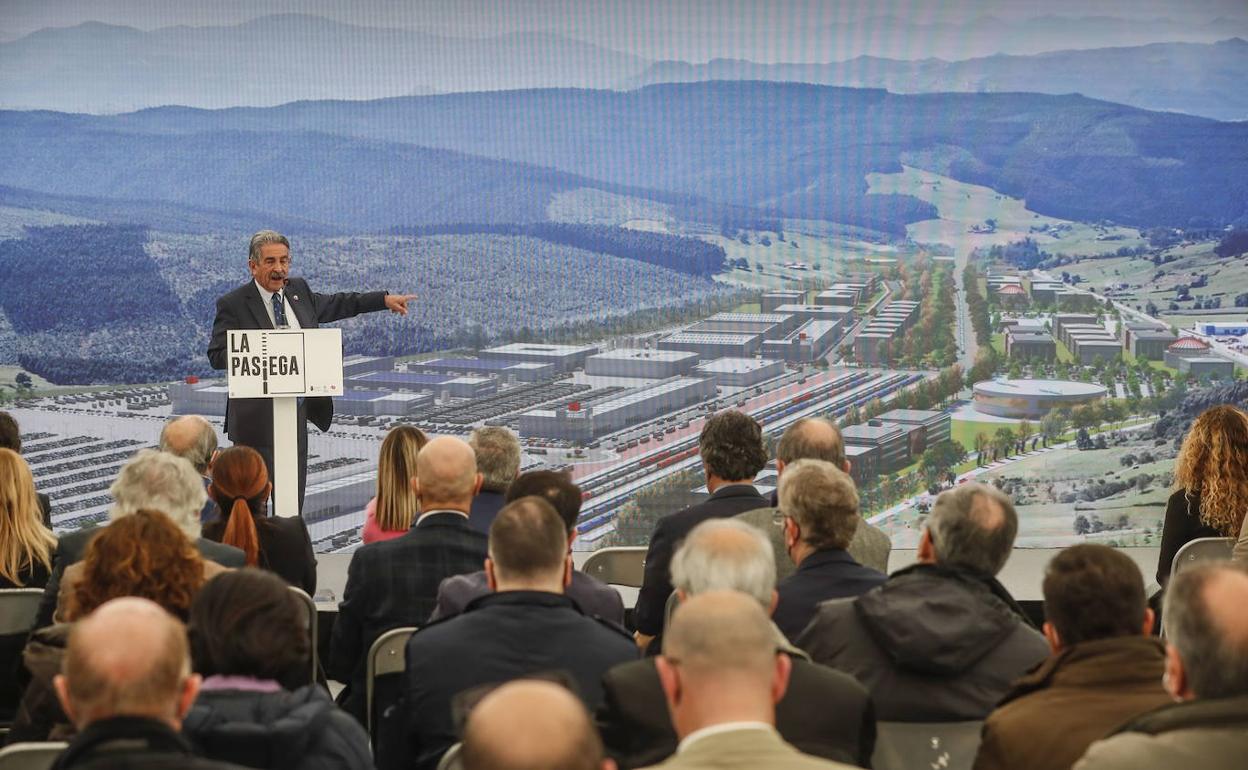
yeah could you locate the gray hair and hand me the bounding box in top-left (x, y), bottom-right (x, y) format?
top-left (1164, 563), bottom-right (1248, 699)
top-left (248, 230), bottom-right (290, 263)
top-left (109, 449), bottom-right (206, 540)
top-left (925, 482), bottom-right (1017, 576)
top-left (469, 426), bottom-right (521, 492)
top-left (158, 416), bottom-right (217, 475)
top-left (670, 518), bottom-right (775, 608)
top-left (778, 458), bottom-right (859, 551)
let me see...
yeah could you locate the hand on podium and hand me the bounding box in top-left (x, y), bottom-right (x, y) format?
top-left (384, 293), bottom-right (418, 315)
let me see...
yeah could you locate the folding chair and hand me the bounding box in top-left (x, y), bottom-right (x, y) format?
top-left (436, 742), bottom-right (463, 770)
top-left (0, 589), bottom-right (42, 635)
top-left (1170, 537), bottom-right (1234, 582)
top-left (287, 586), bottom-right (318, 684)
top-left (0, 741), bottom-right (68, 770)
top-left (366, 626), bottom-right (418, 740)
top-left (872, 720), bottom-right (984, 770)
top-left (581, 547), bottom-right (647, 588)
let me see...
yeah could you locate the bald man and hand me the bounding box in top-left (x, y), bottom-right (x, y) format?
top-left (1075, 563), bottom-right (1248, 770)
top-left (159, 414), bottom-right (219, 522)
top-left (51, 598), bottom-right (245, 770)
top-left (463, 680), bottom-right (615, 770)
top-left (643, 592), bottom-right (856, 770)
top-left (328, 436), bottom-right (488, 723)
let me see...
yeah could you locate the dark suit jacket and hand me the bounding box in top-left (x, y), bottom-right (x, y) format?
top-left (466, 490), bottom-right (506, 535)
top-left (49, 715), bottom-right (247, 770)
top-left (202, 514), bottom-right (317, 595)
top-left (634, 484), bottom-right (770, 635)
top-left (35, 525), bottom-right (245, 629)
top-left (429, 568), bottom-right (625, 625)
top-left (597, 628), bottom-right (875, 769)
top-left (402, 590), bottom-right (637, 770)
top-left (773, 548), bottom-right (887, 641)
top-left (37, 492), bottom-right (51, 528)
top-left (205, 277), bottom-right (388, 446)
top-left (327, 511), bottom-right (488, 723)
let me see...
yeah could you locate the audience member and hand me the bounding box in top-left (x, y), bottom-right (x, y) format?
top-left (635, 411), bottom-right (769, 650)
top-left (160, 415), bottom-right (220, 523)
top-left (974, 544), bottom-right (1170, 770)
top-left (47, 597), bottom-right (246, 770)
top-left (598, 519), bottom-right (875, 769)
top-left (183, 569), bottom-right (372, 770)
top-left (12, 511), bottom-right (212, 743)
top-left (328, 435), bottom-right (488, 723)
top-left (771, 459), bottom-right (885, 640)
top-left (1157, 404), bottom-right (1248, 586)
top-left (738, 418), bottom-right (891, 574)
top-left (467, 426), bottom-right (521, 534)
top-left (36, 449), bottom-right (244, 628)
top-left (800, 482), bottom-right (1047, 721)
top-left (363, 425), bottom-right (428, 544)
top-left (402, 497), bottom-right (637, 770)
top-left (431, 469), bottom-right (624, 624)
top-left (1075, 563), bottom-right (1248, 770)
top-left (643, 591), bottom-right (856, 770)
top-left (0, 448), bottom-right (57, 589)
top-left (202, 446), bottom-right (316, 594)
top-left (462, 680), bottom-right (614, 770)
top-left (0, 410), bottom-right (52, 526)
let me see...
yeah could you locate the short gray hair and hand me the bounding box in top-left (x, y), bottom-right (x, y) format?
top-left (248, 230), bottom-right (289, 263)
top-left (158, 416), bottom-right (217, 475)
top-left (1164, 563), bottom-right (1248, 699)
top-left (109, 449), bottom-right (206, 540)
top-left (670, 518), bottom-right (775, 608)
top-left (778, 459), bottom-right (859, 551)
top-left (469, 426), bottom-right (521, 491)
top-left (925, 482), bottom-right (1017, 576)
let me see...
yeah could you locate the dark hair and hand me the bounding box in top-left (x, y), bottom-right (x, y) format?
top-left (188, 568), bottom-right (310, 690)
top-left (208, 446), bottom-right (269, 567)
top-left (1043, 544), bottom-right (1145, 646)
top-left (699, 410), bottom-right (768, 482)
top-left (488, 497), bottom-right (568, 580)
top-left (0, 411), bottom-right (19, 452)
top-left (1163, 563), bottom-right (1248, 699)
top-left (776, 418), bottom-right (846, 467)
top-left (505, 470), bottom-right (581, 532)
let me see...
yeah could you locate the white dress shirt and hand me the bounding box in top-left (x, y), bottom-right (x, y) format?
top-left (254, 279), bottom-right (302, 330)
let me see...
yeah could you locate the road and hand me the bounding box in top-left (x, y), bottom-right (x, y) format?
top-left (953, 246), bottom-right (979, 370)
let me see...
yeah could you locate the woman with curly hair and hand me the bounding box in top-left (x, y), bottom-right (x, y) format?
top-left (362, 425), bottom-right (427, 543)
top-left (1157, 404), bottom-right (1248, 586)
top-left (202, 446), bottom-right (315, 594)
top-left (10, 510), bottom-right (218, 743)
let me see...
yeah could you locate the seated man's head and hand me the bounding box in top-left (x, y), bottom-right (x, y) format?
top-left (1042, 544), bottom-right (1152, 652)
top-left (776, 418), bottom-right (848, 474)
top-left (1162, 562), bottom-right (1248, 702)
top-left (505, 469), bottom-right (582, 545)
top-left (55, 597), bottom-right (201, 731)
top-left (671, 518), bottom-right (776, 612)
top-left (0, 410), bottom-right (22, 452)
top-left (414, 436), bottom-right (483, 512)
top-left (919, 482), bottom-right (1017, 576)
top-left (698, 411), bottom-right (768, 487)
top-left (777, 459), bottom-right (859, 566)
top-left (158, 415), bottom-right (218, 477)
top-left (109, 449), bottom-right (207, 540)
top-left (469, 426), bottom-right (522, 494)
top-left (462, 679), bottom-right (614, 770)
top-left (656, 591), bottom-right (790, 738)
top-left (486, 496), bottom-right (571, 593)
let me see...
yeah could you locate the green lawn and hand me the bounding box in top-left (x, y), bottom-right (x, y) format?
top-left (991, 333), bottom-right (1006, 356)
top-left (1054, 339), bottom-right (1076, 364)
top-left (1123, 350), bottom-right (1178, 376)
top-left (951, 419), bottom-right (1012, 451)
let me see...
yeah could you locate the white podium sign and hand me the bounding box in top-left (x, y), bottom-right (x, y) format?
top-left (226, 329), bottom-right (343, 518)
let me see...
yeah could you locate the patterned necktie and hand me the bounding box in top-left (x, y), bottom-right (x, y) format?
top-left (271, 292), bottom-right (288, 327)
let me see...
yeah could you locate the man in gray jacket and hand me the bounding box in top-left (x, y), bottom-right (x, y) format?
top-left (1074, 562), bottom-right (1248, 770)
top-left (799, 482), bottom-right (1048, 722)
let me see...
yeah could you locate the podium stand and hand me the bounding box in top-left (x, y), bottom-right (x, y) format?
top-left (226, 328), bottom-right (344, 517)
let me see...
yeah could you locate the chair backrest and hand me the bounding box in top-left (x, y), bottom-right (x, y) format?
top-left (436, 742), bottom-right (463, 770)
top-left (366, 626), bottom-right (417, 737)
top-left (0, 589), bottom-right (43, 636)
top-left (581, 547), bottom-right (647, 588)
top-left (287, 586), bottom-right (318, 684)
top-left (663, 590), bottom-right (681, 631)
top-left (872, 721), bottom-right (984, 770)
top-left (314, 552), bottom-right (353, 604)
top-left (0, 741), bottom-right (69, 770)
top-left (1171, 537), bottom-right (1234, 581)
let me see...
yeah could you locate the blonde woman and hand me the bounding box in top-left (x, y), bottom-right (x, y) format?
top-left (0, 447), bottom-right (56, 589)
top-left (1158, 404), bottom-right (1248, 586)
top-left (362, 425), bottom-right (428, 543)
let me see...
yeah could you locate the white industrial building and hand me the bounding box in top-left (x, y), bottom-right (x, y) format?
top-left (585, 348), bottom-right (700, 378)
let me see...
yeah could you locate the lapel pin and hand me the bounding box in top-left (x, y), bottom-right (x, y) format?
top-left (292, 295), bottom-right (299, 300)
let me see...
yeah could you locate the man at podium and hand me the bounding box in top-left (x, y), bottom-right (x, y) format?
top-left (206, 230), bottom-right (415, 512)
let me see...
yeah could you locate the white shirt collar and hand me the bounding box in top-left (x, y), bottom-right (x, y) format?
top-left (416, 509), bottom-right (469, 524)
top-left (678, 722), bottom-right (775, 754)
top-left (253, 278), bottom-right (282, 302)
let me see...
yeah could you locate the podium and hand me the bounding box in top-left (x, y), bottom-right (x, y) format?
top-left (226, 328), bottom-right (344, 517)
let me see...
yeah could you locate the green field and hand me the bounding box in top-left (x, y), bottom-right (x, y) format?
top-left (951, 418), bottom-right (1014, 450)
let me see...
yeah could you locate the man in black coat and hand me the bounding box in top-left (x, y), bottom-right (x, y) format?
top-left (597, 518), bottom-right (875, 769)
top-left (401, 497), bottom-right (637, 770)
top-left (328, 436), bottom-right (489, 724)
top-left (633, 410), bottom-right (770, 650)
top-left (205, 230), bottom-right (414, 509)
